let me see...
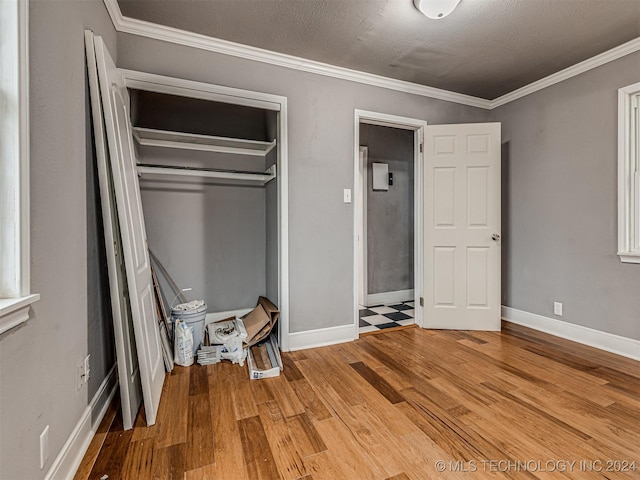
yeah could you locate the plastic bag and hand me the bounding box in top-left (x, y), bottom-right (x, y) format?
top-left (174, 319), bottom-right (194, 366)
top-left (221, 335), bottom-right (247, 366)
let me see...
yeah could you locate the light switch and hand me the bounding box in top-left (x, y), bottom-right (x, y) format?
top-left (343, 189), bottom-right (352, 203)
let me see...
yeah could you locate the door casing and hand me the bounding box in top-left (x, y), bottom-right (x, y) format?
top-left (354, 110), bottom-right (427, 338)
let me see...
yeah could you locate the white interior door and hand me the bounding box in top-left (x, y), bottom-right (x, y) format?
top-left (94, 36), bottom-right (165, 425)
top-left (424, 123), bottom-right (501, 330)
top-left (85, 31), bottom-right (142, 430)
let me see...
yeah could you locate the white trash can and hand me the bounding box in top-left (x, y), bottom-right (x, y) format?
top-left (171, 296), bottom-right (207, 354)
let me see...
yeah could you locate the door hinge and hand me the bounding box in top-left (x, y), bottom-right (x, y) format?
top-left (419, 297), bottom-right (424, 307)
top-left (419, 143), bottom-right (424, 153)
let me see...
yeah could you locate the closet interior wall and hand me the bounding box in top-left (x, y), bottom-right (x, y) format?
top-left (130, 90), bottom-right (279, 313)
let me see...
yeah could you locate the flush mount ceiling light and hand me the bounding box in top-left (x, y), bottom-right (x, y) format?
top-left (413, 0), bottom-right (461, 19)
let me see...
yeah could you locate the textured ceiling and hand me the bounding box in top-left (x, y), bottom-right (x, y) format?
top-left (117, 0), bottom-right (640, 99)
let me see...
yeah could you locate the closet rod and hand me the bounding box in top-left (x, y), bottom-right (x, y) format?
top-left (137, 163), bottom-right (276, 184)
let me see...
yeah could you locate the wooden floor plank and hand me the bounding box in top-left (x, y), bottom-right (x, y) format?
top-left (76, 325), bottom-right (640, 480)
top-left (185, 393), bottom-right (215, 471)
top-left (120, 438), bottom-right (155, 480)
top-left (189, 364), bottom-right (209, 396)
top-left (238, 415), bottom-right (281, 480)
top-left (73, 393), bottom-right (119, 480)
top-left (209, 365), bottom-right (250, 480)
top-left (87, 409), bottom-right (134, 480)
top-left (258, 401), bottom-right (308, 480)
top-left (152, 443), bottom-right (186, 480)
top-left (184, 463), bottom-right (216, 480)
top-left (155, 370), bottom-right (190, 449)
top-left (349, 361), bottom-right (404, 404)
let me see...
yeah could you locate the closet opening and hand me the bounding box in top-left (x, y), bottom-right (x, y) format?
top-left (120, 70), bottom-right (290, 353)
top-left (132, 89), bottom-right (279, 317)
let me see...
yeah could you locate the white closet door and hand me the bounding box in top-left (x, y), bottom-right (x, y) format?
top-left (94, 36), bottom-right (165, 425)
top-left (85, 31), bottom-right (142, 430)
top-left (423, 123), bottom-right (501, 331)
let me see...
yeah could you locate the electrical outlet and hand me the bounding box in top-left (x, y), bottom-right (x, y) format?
top-left (77, 360), bottom-right (84, 391)
top-left (553, 302), bottom-right (563, 316)
top-left (77, 355), bottom-right (89, 391)
top-left (40, 425), bottom-right (49, 469)
top-left (84, 354), bottom-right (91, 384)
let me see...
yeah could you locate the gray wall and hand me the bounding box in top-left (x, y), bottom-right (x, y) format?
top-left (360, 124), bottom-right (414, 296)
top-left (0, 1), bottom-right (117, 479)
top-left (117, 34), bottom-right (490, 333)
top-left (139, 174), bottom-right (267, 312)
top-left (491, 51), bottom-right (640, 341)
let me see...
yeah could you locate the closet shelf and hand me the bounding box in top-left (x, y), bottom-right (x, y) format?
top-left (137, 163), bottom-right (276, 186)
top-left (132, 127), bottom-right (277, 157)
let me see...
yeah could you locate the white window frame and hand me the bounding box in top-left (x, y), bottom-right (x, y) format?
top-left (618, 82), bottom-right (640, 264)
top-left (0, 0), bottom-right (39, 334)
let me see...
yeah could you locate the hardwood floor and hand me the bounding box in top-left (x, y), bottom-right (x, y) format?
top-left (76, 323), bottom-right (640, 479)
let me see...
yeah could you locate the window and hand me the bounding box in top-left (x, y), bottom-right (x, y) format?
top-left (618, 82), bottom-right (640, 264)
top-left (0, 0), bottom-right (38, 334)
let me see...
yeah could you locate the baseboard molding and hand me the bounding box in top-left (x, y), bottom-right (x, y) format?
top-left (502, 306), bottom-right (640, 361)
top-left (205, 308), bottom-right (253, 324)
top-left (366, 289), bottom-right (414, 307)
top-left (44, 365), bottom-right (118, 480)
top-left (288, 324), bottom-right (356, 351)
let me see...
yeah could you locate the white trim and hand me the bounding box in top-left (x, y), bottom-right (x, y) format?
top-left (288, 324), bottom-right (356, 351)
top-left (618, 82), bottom-right (640, 263)
top-left (502, 306), bottom-right (640, 361)
top-left (490, 37), bottom-right (640, 109)
top-left (354, 110), bottom-right (426, 337)
top-left (136, 164), bottom-right (276, 185)
top-left (205, 308), bottom-right (253, 324)
top-left (44, 366), bottom-right (118, 480)
top-left (103, 0), bottom-right (488, 109)
top-left (0, 0), bottom-right (35, 314)
top-left (278, 97), bottom-right (290, 352)
top-left (618, 252), bottom-right (640, 264)
top-left (132, 127), bottom-right (276, 156)
top-left (120, 67), bottom-right (291, 353)
top-left (18, 0), bottom-right (30, 295)
top-left (120, 69), bottom-right (282, 111)
top-left (104, 0), bottom-right (640, 110)
top-left (0, 294), bottom-right (40, 335)
top-left (366, 289), bottom-right (415, 307)
top-left (357, 147), bottom-right (368, 307)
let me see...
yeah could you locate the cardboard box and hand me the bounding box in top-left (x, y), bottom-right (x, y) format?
top-left (241, 296), bottom-right (279, 347)
top-left (205, 296), bottom-right (279, 348)
top-left (247, 333), bottom-right (282, 379)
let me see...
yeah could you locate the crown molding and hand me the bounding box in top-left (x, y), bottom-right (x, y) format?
top-left (104, 0), bottom-right (640, 111)
top-left (490, 36), bottom-right (640, 109)
top-left (102, 0), bottom-right (491, 109)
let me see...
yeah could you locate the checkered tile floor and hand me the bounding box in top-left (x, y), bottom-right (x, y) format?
top-left (359, 301), bottom-right (415, 334)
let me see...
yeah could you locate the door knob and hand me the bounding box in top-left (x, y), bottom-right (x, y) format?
top-left (492, 234), bottom-right (501, 241)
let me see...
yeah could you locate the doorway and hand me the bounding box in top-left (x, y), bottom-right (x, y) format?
top-left (354, 110), bottom-right (426, 337)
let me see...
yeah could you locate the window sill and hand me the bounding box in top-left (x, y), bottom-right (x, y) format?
top-left (618, 252), bottom-right (640, 264)
top-left (0, 294), bottom-right (40, 335)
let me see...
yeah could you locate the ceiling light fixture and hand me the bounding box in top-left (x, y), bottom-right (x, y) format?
top-left (413, 0), bottom-right (461, 19)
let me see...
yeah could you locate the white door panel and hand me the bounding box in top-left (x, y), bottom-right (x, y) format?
top-left (424, 123), bottom-right (501, 330)
top-left (85, 31), bottom-right (142, 430)
top-left (94, 36), bottom-right (165, 425)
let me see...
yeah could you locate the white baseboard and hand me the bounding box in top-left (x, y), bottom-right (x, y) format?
top-left (366, 289), bottom-right (414, 307)
top-left (44, 365), bottom-right (118, 480)
top-left (205, 308), bottom-right (253, 324)
top-left (288, 324), bottom-right (356, 351)
top-left (502, 306), bottom-right (640, 361)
